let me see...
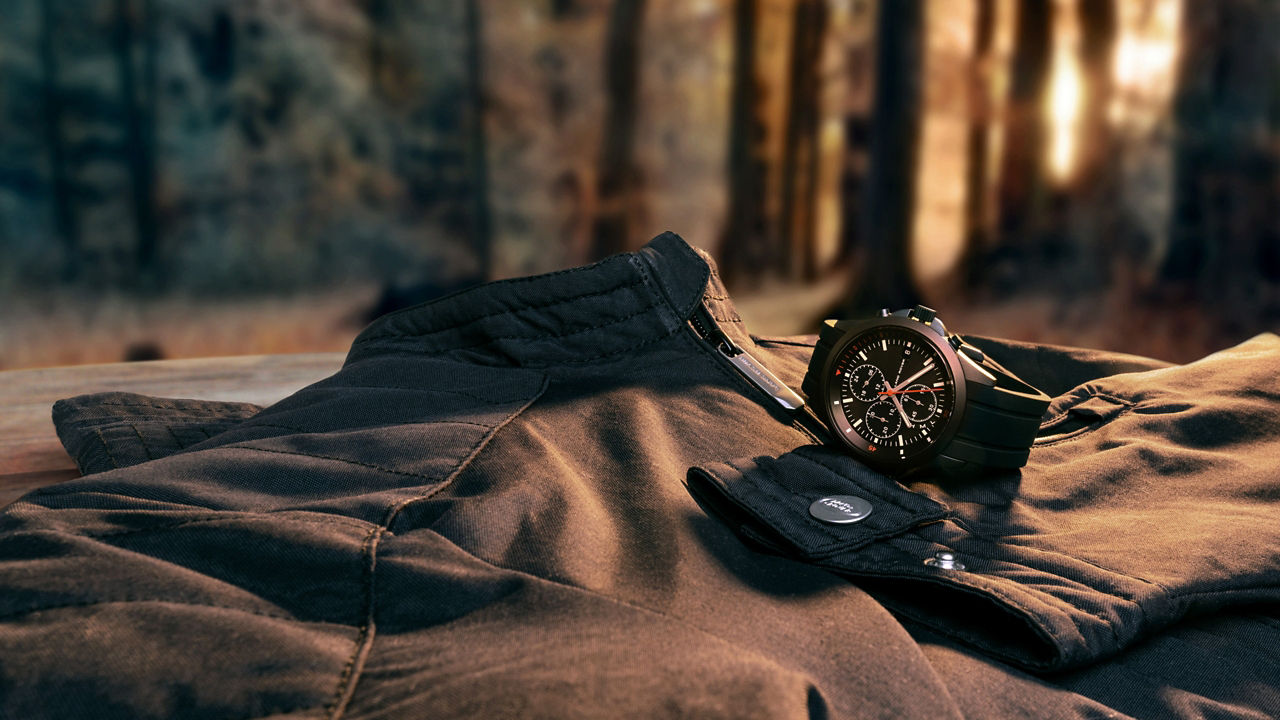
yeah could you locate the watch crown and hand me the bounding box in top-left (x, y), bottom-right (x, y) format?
top-left (909, 305), bottom-right (937, 324)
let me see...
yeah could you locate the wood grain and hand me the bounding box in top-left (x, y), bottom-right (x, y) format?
top-left (0, 353), bottom-right (345, 507)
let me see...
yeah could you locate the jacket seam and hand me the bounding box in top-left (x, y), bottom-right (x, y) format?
top-left (94, 427), bottom-right (121, 469)
top-left (327, 374), bottom-right (549, 718)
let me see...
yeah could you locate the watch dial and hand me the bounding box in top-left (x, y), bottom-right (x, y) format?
top-left (827, 326), bottom-right (956, 462)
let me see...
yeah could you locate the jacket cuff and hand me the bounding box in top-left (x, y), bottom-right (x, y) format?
top-left (686, 445), bottom-right (1176, 671)
top-left (52, 392), bottom-right (262, 475)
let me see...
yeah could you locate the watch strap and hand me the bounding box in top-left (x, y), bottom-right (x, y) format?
top-left (800, 319), bottom-right (847, 401)
top-left (942, 343), bottom-right (1052, 471)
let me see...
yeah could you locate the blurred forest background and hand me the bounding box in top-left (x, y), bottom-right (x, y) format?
top-left (0, 0), bottom-right (1277, 369)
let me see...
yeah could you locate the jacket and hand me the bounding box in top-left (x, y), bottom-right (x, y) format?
top-left (2, 232), bottom-right (1278, 719)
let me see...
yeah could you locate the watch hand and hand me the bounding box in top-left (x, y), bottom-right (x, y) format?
top-left (883, 382), bottom-right (914, 429)
top-left (878, 388), bottom-right (942, 395)
top-left (892, 365), bottom-right (932, 392)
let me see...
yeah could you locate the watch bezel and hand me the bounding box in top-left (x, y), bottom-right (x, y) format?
top-left (814, 316), bottom-right (969, 474)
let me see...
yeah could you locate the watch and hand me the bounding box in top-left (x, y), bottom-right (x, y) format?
top-left (800, 305), bottom-right (1051, 477)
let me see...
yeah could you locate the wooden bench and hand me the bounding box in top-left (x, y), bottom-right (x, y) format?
top-left (0, 353), bottom-right (346, 508)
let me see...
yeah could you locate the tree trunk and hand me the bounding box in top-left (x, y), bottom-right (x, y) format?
top-left (40, 0), bottom-right (79, 281)
top-left (113, 0), bottom-right (159, 287)
top-left (464, 0), bottom-right (493, 280)
top-left (1076, 0), bottom-right (1116, 183)
top-left (591, 0), bottom-right (647, 260)
top-left (995, 0), bottom-right (1050, 246)
top-left (961, 0), bottom-right (997, 277)
top-left (779, 0), bottom-right (827, 281)
top-left (718, 0), bottom-right (764, 287)
top-left (1164, 0), bottom-right (1280, 309)
top-left (841, 0), bottom-right (925, 313)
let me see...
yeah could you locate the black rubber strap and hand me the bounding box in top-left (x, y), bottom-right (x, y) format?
top-left (951, 347), bottom-right (1051, 467)
top-left (800, 320), bottom-right (844, 401)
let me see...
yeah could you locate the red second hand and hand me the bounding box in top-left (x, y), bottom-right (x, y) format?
top-left (878, 388), bottom-right (943, 395)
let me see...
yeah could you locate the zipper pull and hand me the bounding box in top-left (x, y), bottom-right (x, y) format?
top-left (690, 304), bottom-right (806, 411)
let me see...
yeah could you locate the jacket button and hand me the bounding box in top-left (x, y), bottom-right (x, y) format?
top-left (924, 551), bottom-right (966, 571)
top-left (808, 495), bottom-right (873, 524)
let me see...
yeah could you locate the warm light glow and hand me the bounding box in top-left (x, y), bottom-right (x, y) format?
top-left (1109, 0), bottom-right (1181, 130)
top-left (1045, 0), bottom-right (1084, 184)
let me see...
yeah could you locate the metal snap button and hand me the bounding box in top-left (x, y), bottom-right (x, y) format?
top-left (808, 495), bottom-right (873, 524)
top-left (924, 551), bottom-right (965, 571)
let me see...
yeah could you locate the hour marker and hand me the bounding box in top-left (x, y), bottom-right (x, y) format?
top-left (881, 340), bottom-right (887, 351)
top-left (853, 418), bottom-right (863, 427)
top-left (841, 398), bottom-right (854, 404)
top-left (897, 435), bottom-right (903, 445)
top-left (858, 351), bottom-right (867, 360)
top-left (933, 382), bottom-right (944, 387)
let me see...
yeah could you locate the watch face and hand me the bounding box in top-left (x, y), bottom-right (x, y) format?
top-left (823, 324), bottom-right (959, 466)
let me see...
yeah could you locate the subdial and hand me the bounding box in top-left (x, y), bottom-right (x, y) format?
top-left (900, 383), bottom-right (939, 423)
top-left (846, 364), bottom-right (885, 402)
top-left (864, 399), bottom-right (902, 439)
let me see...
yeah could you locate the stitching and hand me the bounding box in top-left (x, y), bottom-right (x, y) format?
top-left (311, 383), bottom-right (531, 407)
top-left (415, 301), bottom-right (661, 353)
top-left (209, 445), bottom-right (447, 483)
top-left (638, 235), bottom-right (710, 318)
top-left (716, 465), bottom-right (841, 548)
top-left (791, 450), bottom-right (928, 517)
top-left (358, 254), bottom-right (630, 333)
top-left (164, 425), bottom-right (188, 451)
top-left (517, 327), bottom-right (681, 367)
top-left (382, 376), bottom-right (548, 530)
top-left (63, 399), bottom-right (259, 414)
top-left (366, 324), bottom-right (681, 368)
top-left (236, 419), bottom-right (498, 435)
top-left (94, 427), bottom-right (121, 469)
top-left (130, 424), bottom-right (154, 461)
top-left (324, 523), bottom-right (383, 719)
top-left (327, 374), bottom-right (548, 716)
top-left (65, 416), bottom-right (246, 430)
top-left (357, 277), bottom-right (643, 344)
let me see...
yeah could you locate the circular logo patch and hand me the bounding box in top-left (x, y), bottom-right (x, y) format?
top-left (808, 495), bottom-right (873, 524)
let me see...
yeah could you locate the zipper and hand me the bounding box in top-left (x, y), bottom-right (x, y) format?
top-left (689, 303), bottom-right (805, 411)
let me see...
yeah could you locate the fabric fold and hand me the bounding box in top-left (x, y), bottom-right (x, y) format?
top-left (688, 333), bottom-right (1280, 671)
